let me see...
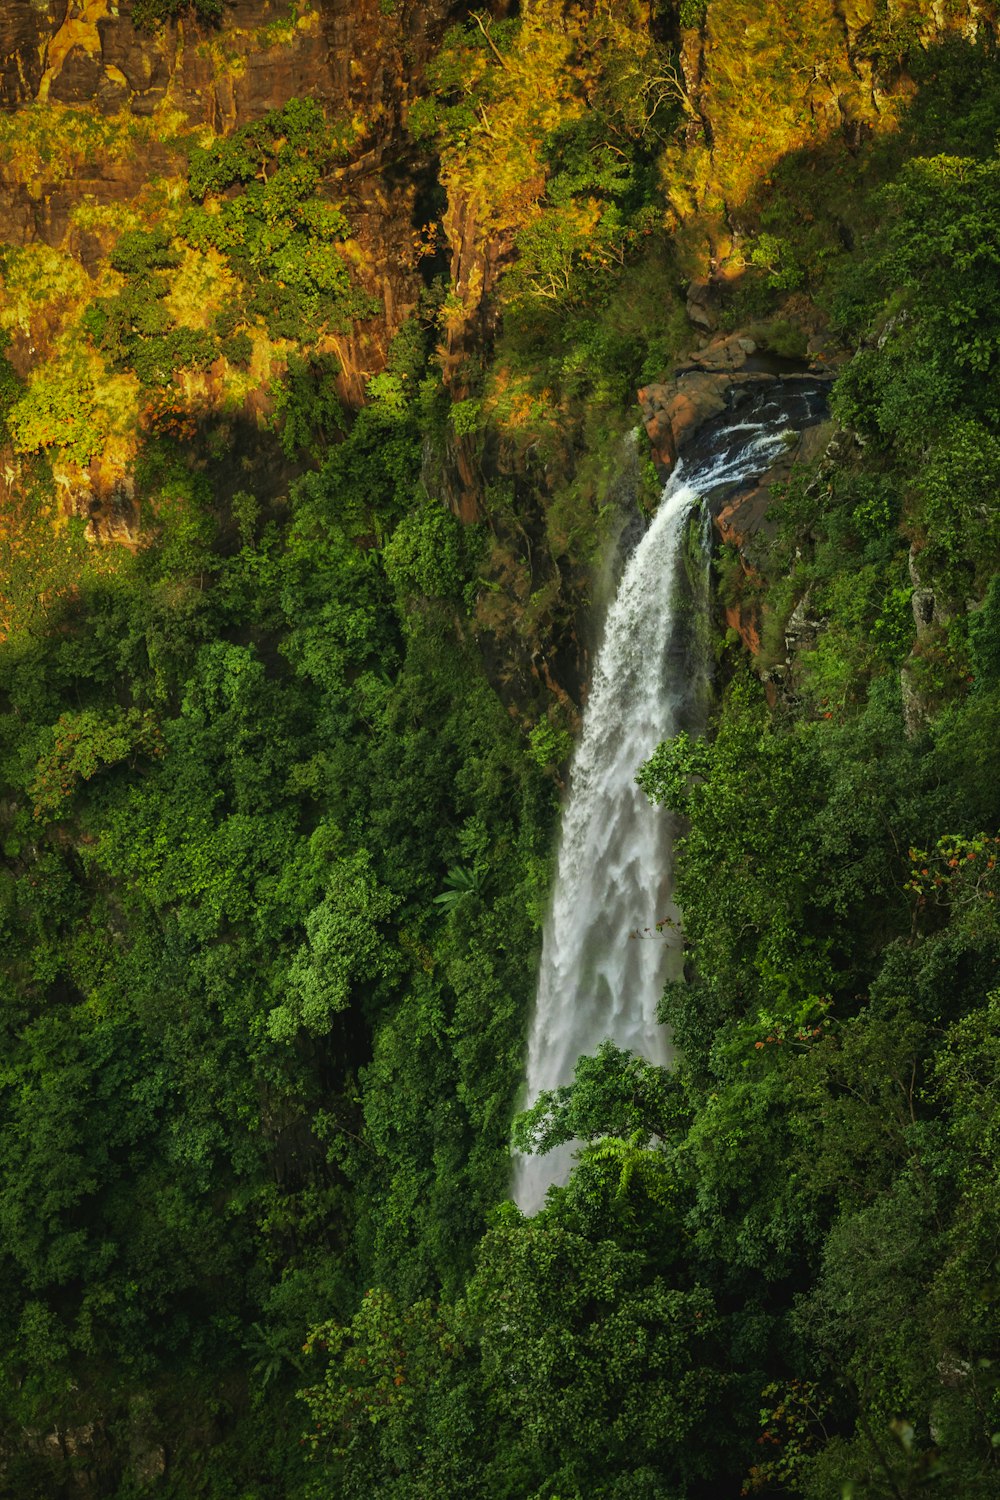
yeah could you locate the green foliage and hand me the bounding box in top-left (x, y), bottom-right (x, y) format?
top-left (502, 111), bottom-right (664, 316)
top-left (0, 328), bottom-right (550, 1491)
top-left (382, 499), bottom-right (466, 603)
top-left (916, 419), bottom-right (1000, 600)
top-left (131, 0), bottom-right (222, 29)
top-left (83, 227), bottom-right (220, 389)
top-left (904, 35), bottom-right (1000, 157)
top-left (271, 352), bottom-right (344, 459)
top-left (183, 99), bottom-right (373, 342)
top-left (526, 715), bottom-right (573, 774)
top-left (465, 1198), bottom-right (728, 1496)
top-left (832, 153), bottom-right (1000, 446)
top-left (747, 231), bottom-right (805, 291)
top-left (512, 1041), bottom-right (684, 1157)
top-left (28, 705), bottom-right (162, 819)
top-left (743, 1380), bottom-right (833, 1495)
top-left (300, 1289), bottom-right (478, 1494)
top-left (638, 689), bottom-right (841, 1036)
top-left (5, 16), bottom-right (1000, 1500)
top-left (5, 351), bottom-right (109, 465)
top-left (853, 0), bottom-right (922, 80)
top-left (267, 852), bottom-right (401, 1041)
top-left (0, 331), bottom-right (23, 444)
top-left (969, 574), bottom-right (1000, 689)
top-left (108, 226), bottom-right (180, 278)
top-left (221, 328), bottom-right (253, 366)
top-left (81, 99), bottom-right (374, 406)
top-left (302, 1181), bottom-right (729, 1498)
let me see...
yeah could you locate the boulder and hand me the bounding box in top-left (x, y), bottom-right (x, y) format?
top-left (46, 42), bottom-right (104, 103)
top-left (663, 371), bottom-right (732, 448)
top-left (686, 278), bottom-right (717, 331)
top-left (638, 371), bottom-right (734, 477)
top-left (687, 332), bottom-right (757, 372)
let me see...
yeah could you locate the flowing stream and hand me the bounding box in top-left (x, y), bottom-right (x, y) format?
top-left (512, 382), bottom-right (827, 1215)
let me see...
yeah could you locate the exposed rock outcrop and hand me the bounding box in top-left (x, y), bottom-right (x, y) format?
top-left (0, 0), bottom-right (461, 385)
top-left (714, 417), bottom-right (830, 553)
top-left (0, 0), bottom-right (460, 129)
top-left (638, 326), bottom-right (837, 484)
top-left (638, 321), bottom-right (839, 668)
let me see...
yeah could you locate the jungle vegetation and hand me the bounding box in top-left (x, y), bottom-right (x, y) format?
top-left (0, 3), bottom-right (998, 1497)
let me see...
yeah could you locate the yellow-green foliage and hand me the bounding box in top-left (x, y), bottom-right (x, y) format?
top-left (430, 1), bottom-right (674, 235)
top-left (69, 180), bottom-right (189, 254)
top-left (699, 0), bottom-right (874, 212)
top-left (250, 1), bottom-right (319, 50)
top-left (481, 363), bottom-right (562, 447)
top-left (69, 201), bottom-right (147, 236)
top-left (194, 36), bottom-right (247, 79)
top-left (666, 0), bottom-right (976, 269)
top-left (163, 245), bottom-right (241, 332)
top-left (0, 245), bottom-right (92, 338)
top-left (7, 345), bottom-right (138, 467)
top-left (193, 0), bottom-right (319, 77)
top-left (417, 0), bottom-right (591, 242)
top-left (0, 103), bottom-right (166, 190)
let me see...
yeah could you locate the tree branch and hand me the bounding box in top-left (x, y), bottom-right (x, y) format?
top-left (472, 11), bottom-right (508, 69)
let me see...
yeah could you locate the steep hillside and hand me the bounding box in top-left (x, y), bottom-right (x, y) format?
top-left (1, 2), bottom-right (999, 1497)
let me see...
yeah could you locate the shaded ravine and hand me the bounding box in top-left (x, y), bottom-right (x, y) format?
top-left (512, 384), bottom-right (827, 1214)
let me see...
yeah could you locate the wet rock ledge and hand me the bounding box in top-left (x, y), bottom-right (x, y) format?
top-left (637, 326), bottom-right (842, 549)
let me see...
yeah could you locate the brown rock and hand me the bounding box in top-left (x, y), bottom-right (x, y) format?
top-left (0, 0), bottom-right (64, 110)
top-left (725, 599), bottom-right (761, 658)
top-left (688, 332), bottom-right (757, 373)
top-left (645, 408), bottom-right (677, 472)
top-left (638, 370), bottom-right (749, 478)
top-left (686, 277), bottom-right (716, 331)
top-left (806, 330), bottom-right (848, 371)
top-left (714, 420), bottom-right (829, 549)
top-left (663, 371), bottom-right (731, 448)
top-left (47, 42), bottom-right (104, 101)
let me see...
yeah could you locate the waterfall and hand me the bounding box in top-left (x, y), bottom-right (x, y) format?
top-left (512, 386), bottom-right (827, 1215)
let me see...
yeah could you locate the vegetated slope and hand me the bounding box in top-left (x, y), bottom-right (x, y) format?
top-left (0, 1), bottom-right (999, 1496)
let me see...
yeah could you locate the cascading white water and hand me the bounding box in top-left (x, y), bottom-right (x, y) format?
top-left (512, 397), bottom-right (825, 1215)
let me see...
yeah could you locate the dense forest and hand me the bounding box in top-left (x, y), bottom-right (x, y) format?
top-left (0, 0), bottom-right (998, 1495)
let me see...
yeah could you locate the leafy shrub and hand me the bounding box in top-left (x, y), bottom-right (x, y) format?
top-left (527, 716), bottom-right (573, 775)
top-left (677, 0), bottom-right (707, 26)
top-left (383, 502), bottom-right (466, 602)
top-left (221, 331), bottom-right (253, 367)
top-left (0, 333), bottom-right (22, 444)
top-left (183, 101), bottom-right (375, 339)
top-left (108, 228), bottom-right (180, 277)
top-left (747, 232), bottom-right (805, 291)
top-left (29, 707), bottom-right (163, 818)
top-left (130, 328), bottom-right (217, 386)
top-left (84, 225), bottom-right (223, 388)
top-left (131, 0), bottom-right (222, 31)
top-left (271, 353), bottom-right (344, 459)
top-left (7, 352), bottom-right (106, 465)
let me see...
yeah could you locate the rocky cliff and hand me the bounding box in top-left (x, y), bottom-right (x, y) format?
top-left (0, 0), bottom-right (464, 537)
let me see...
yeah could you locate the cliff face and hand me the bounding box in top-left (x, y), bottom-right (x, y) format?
top-left (0, 0), bottom-right (459, 374)
top-left (0, 0), bottom-right (994, 674)
top-left (0, 0), bottom-right (456, 125)
top-left (0, 0), bottom-right (465, 553)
